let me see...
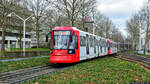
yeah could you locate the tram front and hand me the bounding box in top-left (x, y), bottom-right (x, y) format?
top-left (49, 27), bottom-right (78, 63)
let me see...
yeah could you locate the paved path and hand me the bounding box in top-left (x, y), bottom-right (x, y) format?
top-left (0, 56), bottom-right (49, 62)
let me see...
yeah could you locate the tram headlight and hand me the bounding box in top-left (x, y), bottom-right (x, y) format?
top-left (69, 50), bottom-right (72, 53)
top-left (67, 49), bottom-right (75, 54)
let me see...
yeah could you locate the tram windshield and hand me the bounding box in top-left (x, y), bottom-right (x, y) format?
top-left (53, 31), bottom-right (72, 49)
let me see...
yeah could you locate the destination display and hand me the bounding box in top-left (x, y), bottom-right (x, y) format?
top-left (54, 31), bottom-right (71, 35)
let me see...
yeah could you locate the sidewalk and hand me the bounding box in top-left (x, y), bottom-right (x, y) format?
top-left (0, 56), bottom-right (49, 62)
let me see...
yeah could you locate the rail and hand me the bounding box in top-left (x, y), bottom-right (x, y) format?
top-left (0, 64), bottom-right (71, 84)
top-left (115, 52), bottom-right (150, 70)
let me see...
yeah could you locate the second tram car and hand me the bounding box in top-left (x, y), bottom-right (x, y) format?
top-left (48, 26), bottom-right (117, 63)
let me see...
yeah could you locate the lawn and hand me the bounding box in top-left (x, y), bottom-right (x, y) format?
top-left (0, 57), bottom-right (50, 73)
top-left (24, 57), bottom-right (150, 84)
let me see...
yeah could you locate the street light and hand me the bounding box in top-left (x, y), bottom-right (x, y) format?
top-left (8, 12), bottom-right (34, 56)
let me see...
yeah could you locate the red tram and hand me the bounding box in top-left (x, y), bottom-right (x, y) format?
top-left (48, 26), bottom-right (117, 63)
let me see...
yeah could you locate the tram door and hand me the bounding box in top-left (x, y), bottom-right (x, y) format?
top-left (86, 34), bottom-right (89, 55)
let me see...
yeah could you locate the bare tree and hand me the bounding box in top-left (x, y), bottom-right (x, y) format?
top-left (126, 14), bottom-right (140, 49)
top-left (0, 0), bottom-right (15, 52)
top-left (23, 0), bottom-right (50, 48)
top-left (126, 4), bottom-right (150, 52)
top-left (140, 6), bottom-right (150, 54)
top-left (0, 0), bottom-right (35, 52)
top-left (94, 11), bottom-right (115, 38)
top-left (79, 0), bottom-right (96, 29)
top-left (48, 0), bottom-right (96, 27)
top-left (110, 27), bottom-right (124, 42)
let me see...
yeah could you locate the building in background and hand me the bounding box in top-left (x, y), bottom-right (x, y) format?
top-left (0, 30), bottom-right (32, 50)
top-left (29, 31), bottom-right (37, 48)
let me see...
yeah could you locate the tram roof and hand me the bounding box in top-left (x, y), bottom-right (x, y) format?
top-left (52, 26), bottom-right (110, 41)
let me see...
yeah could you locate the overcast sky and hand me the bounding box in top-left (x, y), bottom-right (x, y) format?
top-left (97, 0), bottom-right (144, 36)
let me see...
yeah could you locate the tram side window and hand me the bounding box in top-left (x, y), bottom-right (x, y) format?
top-left (94, 37), bottom-right (96, 47)
top-left (97, 40), bottom-right (99, 46)
top-left (113, 43), bottom-right (114, 48)
top-left (105, 41), bottom-right (107, 47)
top-left (90, 36), bottom-right (92, 47)
top-left (100, 39), bottom-right (102, 47)
top-left (76, 35), bottom-right (78, 49)
top-left (99, 40), bottom-right (102, 47)
top-left (94, 37), bottom-right (96, 53)
top-left (90, 37), bottom-right (93, 47)
top-left (99, 40), bottom-right (101, 47)
top-left (104, 41), bottom-right (106, 52)
top-left (103, 41), bottom-right (105, 47)
top-left (86, 35), bottom-right (89, 45)
top-left (102, 40), bottom-right (104, 47)
top-left (114, 43), bottom-right (115, 48)
top-left (106, 41), bottom-right (108, 47)
top-left (98, 40), bottom-right (100, 47)
top-left (92, 37), bottom-right (94, 47)
top-left (92, 38), bottom-right (94, 47)
top-left (94, 39), bottom-right (96, 46)
top-left (80, 36), bottom-right (86, 46)
top-left (96, 39), bottom-right (98, 46)
top-left (90, 37), bottom-right (91, 47)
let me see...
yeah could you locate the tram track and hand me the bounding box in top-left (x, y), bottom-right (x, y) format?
top-left (2, 52), bottom-right (150, 84)
top-left (115, 52), bottom-right (150, 71)
top-left (0, 64), bottom-right (71, 84)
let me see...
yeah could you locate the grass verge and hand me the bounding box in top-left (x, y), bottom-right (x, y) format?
top-left (24, 57), bottom-right (150, 84)
top-left (0, 57), bottom-right (50, 73)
